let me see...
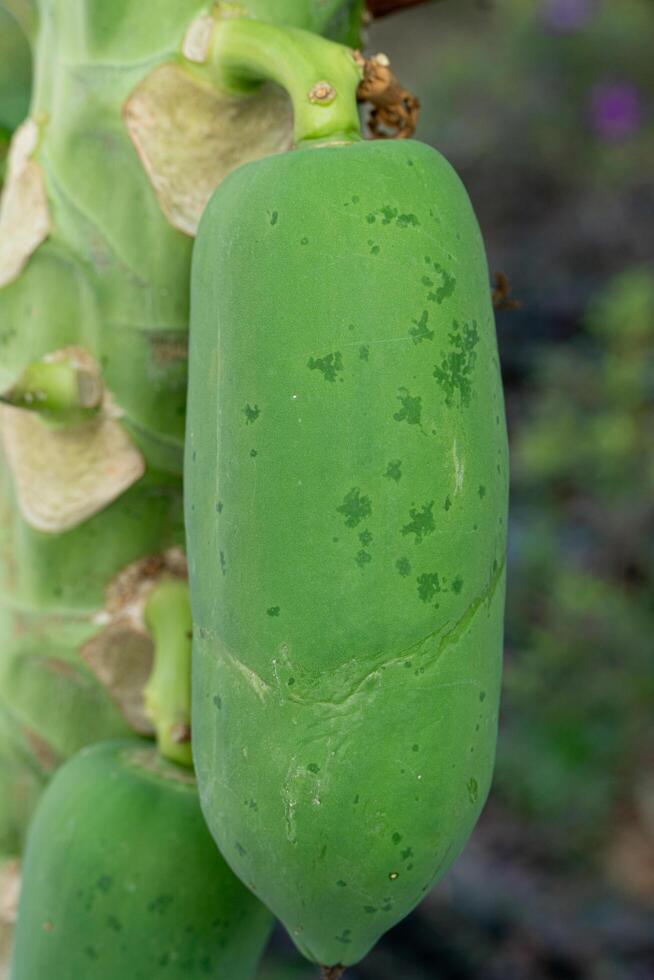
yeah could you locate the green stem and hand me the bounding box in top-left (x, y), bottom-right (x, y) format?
top-left (191, 18), bottom-right (363, 146)
top-left (1, 354), bottom-right (102, 425)
top-left (143, 578), bottom-right (193, 768)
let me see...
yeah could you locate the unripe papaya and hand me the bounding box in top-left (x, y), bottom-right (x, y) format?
top-left (187, 138), bottom-right (508, 967)
top-left (10, 739), bottom-right (273, 979)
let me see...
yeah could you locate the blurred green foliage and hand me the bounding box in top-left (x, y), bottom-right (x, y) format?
top-left (499, 267), bottom-right (654, 858)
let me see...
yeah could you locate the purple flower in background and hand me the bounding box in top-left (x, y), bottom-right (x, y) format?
top-left (541, 0), bottom-right (598, 34)
top-left (589, 82), bottom-right (643, 140)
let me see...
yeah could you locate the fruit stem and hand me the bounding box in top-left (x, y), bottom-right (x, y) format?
top-left (143, 578), bottom-right (194, 768)
top-left (188, 17), bottom-right (363, 147)
top-left (1, 349), bottom-right (102, 426)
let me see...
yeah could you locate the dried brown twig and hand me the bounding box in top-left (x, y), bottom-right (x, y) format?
top-left (492, 271), bottom-right (522, 311)
top-left (355, 52), bottom-right (420, 139)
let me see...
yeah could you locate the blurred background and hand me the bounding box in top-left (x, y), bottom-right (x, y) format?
top-left (2, 0), bottom-right (652, 977)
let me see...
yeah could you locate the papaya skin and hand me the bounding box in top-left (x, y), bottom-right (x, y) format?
top-left (10, 739), bottom-right (273, 980)
top-left (186, 138), bottom-right (508, 966)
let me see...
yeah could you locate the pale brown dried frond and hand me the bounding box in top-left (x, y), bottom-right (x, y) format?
top-left (355, 52), bottom-right (420, 139)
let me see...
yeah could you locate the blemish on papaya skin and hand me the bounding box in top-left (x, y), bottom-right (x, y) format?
top-left (336, 487), bottom-right (372, 528)
top-left (409, 310), bottom-right (434, 345)
top-left (417, 572), bottom-right (442, 604)
top-left (243, 403), bottom-right (260, 424)
top-left (355, 549), bottom-right (372, 568)
top-left (267, 606), bottom-right (280, 617)
top-left (396, 557), bottom-right (411, 577)
top-left (393, 388), bottom-right (422, 426)
top-left (430, 263), bottom-right (456, 303)
top-left (359, 345), bottom-right (370, 361)
top-left (433, 320), bottom-right (480, 408)
top-left (307, 351), bottom-right (343, 383)
top-left (384, 459), bottom-right (402, 482)
top-left (401, 500), bottom-right (435, 544)
top-left (276, 561), bottom-right (505, 712)
top-left (359, 529), bottom-right (373, 547)
top-left (270, 211), bottom-right (278, 226)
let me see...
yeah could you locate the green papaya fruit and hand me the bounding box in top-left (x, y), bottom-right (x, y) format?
top-left (10, 738), bottom-right (273, 979)
top-left (186, 138), bottom-right (508, 968)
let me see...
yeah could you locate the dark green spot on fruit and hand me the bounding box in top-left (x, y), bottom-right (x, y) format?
top-left (478, 485), bottom-right (486, 498)
top-left (243, 403), bottom-right (260, 424)
top-left (431, 263), bottom-right (456, 303)
top-left (451, 576), bottom-right (463, 594)
top-left (213, 695), bottom-right (222, 710)
top-left (219, 551), bottom-right (226, 575)
top-left (467, 777), bottom-right (479, 803)
top-left (267, 606), bottom-right (280, 617)
top-left (417, 572), bottom-right (442, 603)
top-left (308, 763), bottom-right (320, 774)
top-left (409, 309), bottom-right (434, 345)
top-left (394, 388), bottom-right (422, 426)
top-left (359, 528), bottom-right (373, 547)
top-left (433, 319), bottom-right (479, 407)
top-left (308, 351), bottom-right (343, 383)
top-left (270, 211), bottom-right (278, 226)
top-left (396, 213), bottom-right (419, 228)
top-left (356, 549), bottom-right (372, 568)
top-left (384, 459), bottom-right (402, 482)
top-left (392, 832), bottom-right (402, 844)
top-left (359, 345), bottom-right (370, 361)
top-left (337, 488), bottom-right (372, 527)
top-left (401, 500), bottom-right (435, 544)
top-left (249, 449), bottom-right (258, 457)
top-left (396, 557), bottom-right (411, 577)
top-left (336, 880), bottom-right (347, 887)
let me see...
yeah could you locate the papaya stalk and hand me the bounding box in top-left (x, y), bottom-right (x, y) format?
top-left (143, 578), bottom-right (193, 768)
